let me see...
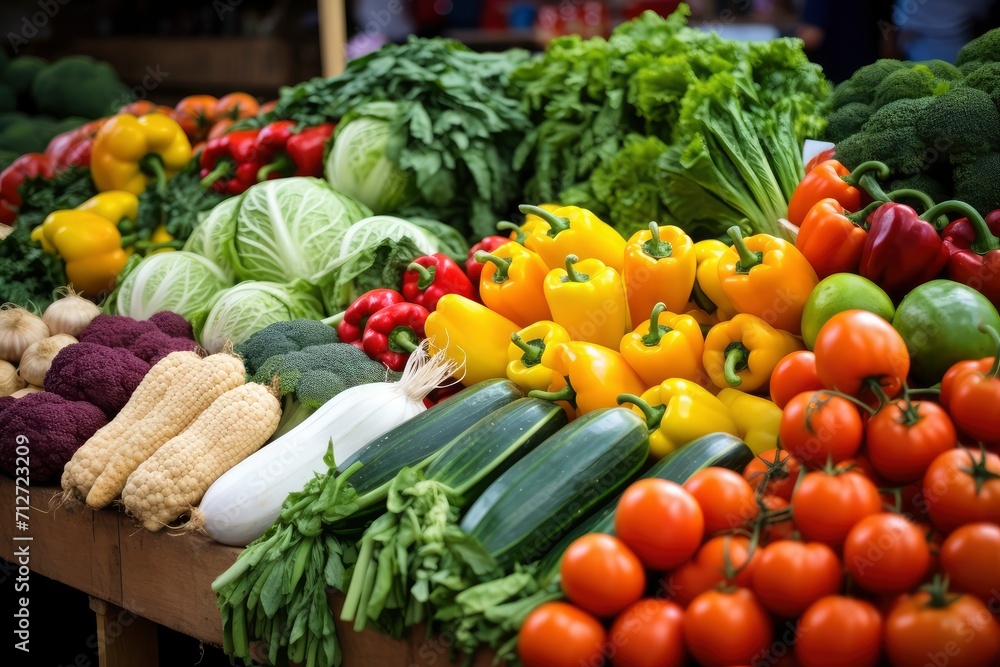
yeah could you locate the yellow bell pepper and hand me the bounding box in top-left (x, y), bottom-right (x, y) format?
top-left (718, 226), bottom-right (819, 335)
top-left (76, 190), bottom-right (139, 223)
top-left (543, 254), bottom-right (630, 350)
top-left (519, 204), bottom-right (626, 272)
top-left (425, 294), bottom-right (520, 386)
top-left (506, 321), bottom-right (570, 393)
top-left (623, 222), bottom-right (696, 321)
top-left (476, 242), bottom-right (552, 327)
top-left (148, 225), bottom-right (177, 254)
top-left (691, 240), bottom-right (737, 320)
top-left (34, 210), bottom-right (130, 297)
top-left (703, 314), bottom-right (805, 393)
top-left (619, 379), bottom-right (739, 460)
top-left (91, 113), bottom-right (192, 195)
top-left (717, 388), bottom-right (782, 456)
top-left (620, 303), bottom-right (705, 387)
top-left (497, 203), bottom-right (560, 244)
top-left (530, 340), bottom-right (646, 418)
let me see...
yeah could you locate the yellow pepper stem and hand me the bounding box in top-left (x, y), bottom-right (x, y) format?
top-left (474, 251), bottom-right (512, 283)
top-left (510, 333), bottom-right (544, 366)
top-left (561, 254), bottom-right (589, 283)
top-left (519, 204), bottom-right (570, 237)
top-left (727, 226), bottom-right (762, 274)
top-left (617, 393), bottom-right (665, 430)
top-left (529, 380), bottom-right (577, 407)
top-left (724, 342), bottom-right (750, 387)
top-left (496, 221), bottom-right (525, 244)
top-left (642, 222), bottom-right (673, 259)
top-left (640, 303), bottom-right (673, 347)
top-left (407, 262), bottom-right (437, 290)
top-left (140, 154), bottom-right (168, 196)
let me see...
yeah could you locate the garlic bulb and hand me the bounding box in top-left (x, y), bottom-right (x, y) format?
top-left (18, 334), bottom-right (77, 388)
top-left (0, 359), bottom-right (23, 396)
top-left (43, 287), bottom-right (102, 337)
top-left (0, 304), bottom-right (49, 363)
top-left (11, 386), bottom-right (42, 398)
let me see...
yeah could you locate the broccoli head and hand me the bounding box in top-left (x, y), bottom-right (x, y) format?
top-left (30, 56), bottom-right (129, 119)
top-left (953, 152), bottom-right (1000, 216)
top-left (920, 59), bottom-right (963, 82)
top-left (872, 65), bottom-right (946, 109)
top-left (965, 62), bottom-right (1000, 115)
top-left (4, 56), bottom-right (47, 96)
top-left (956, 27), bottom-right (1000, 73)
top-left (887, 173), bottom-right (951, 206)
top-left (79, 314), bottom-right (159, 349)
top-left (0, 392), bottom-right (108, 483)
top-left (147, 311), bottom-right (195, 341)
top-left (235, 319), bottom-right (340, 376)
top-left (129, 330), bottom-right (199, 365)
top-left (915, 86), bottom-right (1000, 165)
top-left (833, 59), bottom-right (910, 108)
top-left (45, 342), bottom-right (150, 417)
top-left (835, 125), bottom-right (929, 176)
top-left (823, 102), bottom-right (872, 143)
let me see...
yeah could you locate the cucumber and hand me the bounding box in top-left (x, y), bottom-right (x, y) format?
top-left (536, 432), bottom-right (754, 584)
top-left (460, 407), bottom-right (649, 569)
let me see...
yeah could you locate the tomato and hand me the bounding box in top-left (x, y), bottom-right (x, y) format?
top-left (760, 495), bottom-right (795, 543)
top-left (615, 479), bottom-right (704, 570)
top-left (683, 468), bottom-right (758, 535)
top-left (922, 447), bottom-right (1000, 532)
top-left (561, 534), bottom-right (646, 617)
top-left (207, 119), bottom-right (235, 141)
top-left (117, 100), bottom-right (173, 116)
top-left (770, 350), bottom-right (824, 409)
top-left (750, 540), bottom-right (842, 617)
top-left (842, 513), bottom-right (930, 595)
top-left (791, 469), bottom-right (882, 546)
top-left (664, 535), bottom-right (759, 607)
top-left (682, 588), bottom-right (773, 666)
top-left (866, 399), bottom-right (957, 483)
top-left (518, 602), bottom-right (607, 667)
top-left (795, 596), bottom-right (882, 667)
top-left (742, 448), bottom-right (802, 501)
top-left (780, 391), bottom-right (864, 468)
top-left (172, 95), bottom-right (219, 142)
top-left (216, 92), bottom-right (259, 120)
top-left (940, 523), bottom-right (1000, 603)
top-left (885, 589), bottom-right (1000, 667)
top-left (813, 310), bottom-right (910, 400)
top-left (608, 599), bottom-right (686, 667)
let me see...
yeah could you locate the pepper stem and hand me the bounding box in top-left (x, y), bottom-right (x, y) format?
top-left (641, 303), bottom-right (673, 347)
top-left (407, 262), bottom-right (437, 290)
top-left (561, 254), bottom-right (589, 283)
top-left (511, 333), bottom-right (544, 367)
top-left (518, 204), bottom-right (570, 237)
top-left (474, 251), bottom-right (512, 283)
top-left (257, 154), bottom-right (293, 181)
top-left (723, 343), bottom-right (749, 387)
top-left (642, 222), bottom-right (672, 258)
top-left (843, 160), bottom-right (890, 188)
top-left (616, 394), bottom-right (666, 430)
top-left (496, 221), bottom-right (525, 244)
top-left (199, 161), bottom-right (231, 188)
top-left (980, 323), bottom-right (1000, 379)
top-left (857, 173), bottom-right (892, 203)
top-left (727, 226), bottom-right (762, 274)
top-left (846, 200), bottom-right (886, 227)
top-left (139, 154), bottom-right (168, 196)
top-left (922, 201), bottom-right (1000, 254)
top-left (388, 327), bottom-right (420, 353)
top-left (529, 380), bottom-right (577, 408)
top-left (885, 188), bottom-right (935, 213)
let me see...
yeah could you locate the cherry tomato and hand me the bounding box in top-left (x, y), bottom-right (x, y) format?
top-left (561, 534), bottom-right (646, 617)
top-left (885, 589), bottom-right (1000, 667)
top-left (770, 350), bottom-right (823, 409)
top-left (615, 479), bottom-right (704, 570)
top-left (518, 602), bottom-right (607, 667)
top-left (813, 310), bottom-right (910, 400)
top-left (663, 535), bottom-right (759, 607)
top-left (172, 94), bottom-right (218, 141)
top-left (922, 447), bottom-right (1000, 532)
top-left (216, 92), bottom-right (260, 120)
top-left (795, 596), bottom-right (882, 667)
top-left (780, 391), bottom-right (864, 468)
top-left (750, 540), bottom-right (842, 617)
top-left (866, 399), bottom-right (957, 483)
top-left (742, 448), bottom-right (802, 501)
top-left (683, 468), bottom-right (758, 535)
top-left (682, 588), bottom-right (773, 666)
top-left (792, 469), bottom-right (882, 546)
top-left (760, 495), bottom-right (795, 543)
top-left (940, 523), bottom-right (1000, 603)
top-left (608, 599), bottom-right (686, 667)
top-left (843, 513), bottom-right (930, 595)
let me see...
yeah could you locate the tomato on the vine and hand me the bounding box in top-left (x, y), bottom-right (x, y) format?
top-left (842, 513), bottom-right (930, 595)
top-left (792, 469), bottom-right (882, 546)
top-left (682, 588), bottom-right (773, 667)
top-left (750, 540), bottom-right (842, 617)
top-left (561, 534), bottom-right (646, 617)
top-left (608, 599), bottom-right (686, 667)
top-left (742, 448), bottom-right (802, 501)
top-left (683, 467), bottom-right (758, 535)
top-left (615, 479), bottom-right (703, 570)
top-left (770, 350), bottom-right (824, 409)
top-left (760, 495), bottom-right (795, 543)
top-left (812, 309), bottom-right (910, 400)
top-left (795, 596), bottom-right (882, 667)
top-left (663, 535), bottom-right (758, 607)
top-left (518, 602), bottom-right (607, 667)
top-left (922, 447), bottom-right (1000, 532)
top-left (866, 399), bottom-right (957, 483)
top-left (940, 522), bottom-right (1000, 603)
top-left (780, 391), bottom-right (864, 467)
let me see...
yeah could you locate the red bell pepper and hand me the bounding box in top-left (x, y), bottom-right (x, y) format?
top-left (466, 235), bottom-right (510, 287)
top-left (859, 202), bottom-right (951, 300)
top-left (45, 119), bottom-right (102, 170)
top-left (940, 203), bottom-right (1000, 310)
top-left (362, 302), bottom-right (430, 371)
top-left (805, 146), bottom-right (837, 172)
top-left (0, 153), bottom-right (54, 225)
top-left (255, 121), bottom-right (335, 181)
top-left (336, 288), bottom-right (405, 347)
top-left (199, 129), bottom-right (264, 195)
top-left (402, 253), bottom-right (476, 312)
top-left (940, 323), bottom-right (1000, 445)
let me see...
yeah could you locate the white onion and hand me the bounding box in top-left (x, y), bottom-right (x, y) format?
top-left (43, 287), bottom-right (102, 337)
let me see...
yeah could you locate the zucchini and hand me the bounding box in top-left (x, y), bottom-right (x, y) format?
top-left (460, 407), bottom-right (649, 569)
top-left (536, 432), bottom-right (754, 584)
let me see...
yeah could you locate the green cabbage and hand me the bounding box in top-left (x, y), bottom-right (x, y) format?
top-left (183, 195), bottom-right (240, 277)
top-left (199, 280), bottom-right (325, 353)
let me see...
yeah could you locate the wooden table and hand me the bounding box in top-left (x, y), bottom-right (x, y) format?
top-left (0, 476), bottom-right (496, 667)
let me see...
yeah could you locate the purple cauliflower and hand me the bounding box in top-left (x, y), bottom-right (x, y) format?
top-left (78, 314), bottom-right (158, 349)
top-left (44, 343), bottom-right (151, 417)
top-left (0, 392), bottom-right (108, 483)
top-left (0, 396), bottom-right (13, 416)
top-left (148, 311), bottom-right (194, 341)
top-left (129, 330), bottom-right (199, 365)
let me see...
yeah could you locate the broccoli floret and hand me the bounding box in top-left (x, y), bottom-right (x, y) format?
top-left (833, 59), bottom-right (909, 108)
top-left (920, 59), bottom-right (963, 82)
top-left (954, 152), bottom-right (1000, 216)
top-left (965, 62), bottom-right (1000, 115)
top-left (4, 56), bottom-right (47, 96)
top-left (915, 87), bottom-right (1000, 164)
top-left (823, 102), bottom-right (871, 143)
top-left (235, 319), bottom-right (340, 376)
top-left (956, 28), bottom-right (1000, 72)
top-left (872, 65), bottom-right (944, 108)
top-left (45, 342), bottom-right (150, 417)
top-left (887, 173), bottom-right (951, 206)
top-left (79, 314), bottom-right (159, 349)
top-left (836, 125), bottom-right (929, 175)
top-left (30, 56), bottom-right (129, 119)
top-left (863, 97), bottom-right (933, 133)
top-left (147, 311), bottom-right (194, 340)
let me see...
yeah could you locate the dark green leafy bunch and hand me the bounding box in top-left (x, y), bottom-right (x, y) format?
top-left (271, 38), bottom-right (531, 238)
top-left (134, 159), bottom-right (227, 244)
